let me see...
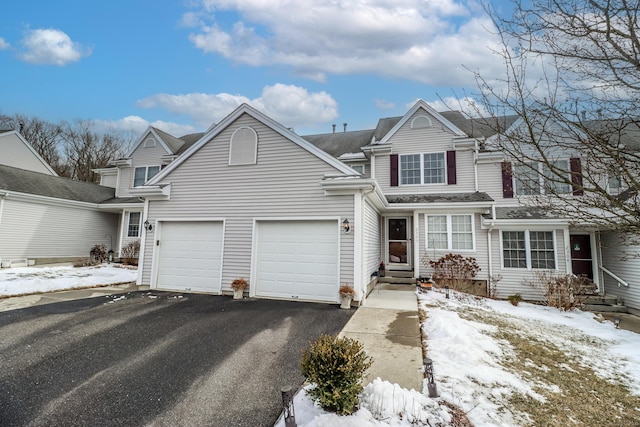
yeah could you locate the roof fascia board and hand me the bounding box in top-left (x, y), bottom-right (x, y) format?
top-left (1, 190), bottom-right (103, 210)
top-left (388, 201), bottom-right (495, 210)
top-left (97, 202), bottom-right (144, 210)
top-left (148, 104), bottom-right (357, 185)
top-left (129, 183), bottom-right (171, 198)
top-left (378, 100), bottom-right (467, 145)
top-left (480, 217), bottom-right (570, 228)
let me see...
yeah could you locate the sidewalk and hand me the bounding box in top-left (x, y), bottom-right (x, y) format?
top-left (340, 283), bottom-right (424, 391)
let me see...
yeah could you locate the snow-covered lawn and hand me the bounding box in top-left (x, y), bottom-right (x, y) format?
top-left (278, 290), bottom-right (640, 426)
top-left (0, 264), bottom-right (138, 297)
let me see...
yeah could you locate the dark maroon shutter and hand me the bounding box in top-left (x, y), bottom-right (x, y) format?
top-left (570, 157), bottom-right (583, 196)
top-left (446, 150), bottom-right (457, 185)
top-left (501, 161), bottom-right (514, 198)
top-left (390, 154), bottom-right (399, 187)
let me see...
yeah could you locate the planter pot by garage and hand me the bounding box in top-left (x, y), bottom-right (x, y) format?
top-left (233, 289), bottom-right (244, 300)
top-left (340, 295), bottom-right (352, 309)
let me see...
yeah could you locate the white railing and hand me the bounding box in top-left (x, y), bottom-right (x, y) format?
top-left (600, 265), bottom-right (630, 287)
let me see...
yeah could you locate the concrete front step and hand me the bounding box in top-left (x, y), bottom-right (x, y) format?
top-left (378, 276), bottom-right (417, 285)
top-left (583, 304), bottom-right (628, 313)
top-left (584, 295), bottom-right (619, 305)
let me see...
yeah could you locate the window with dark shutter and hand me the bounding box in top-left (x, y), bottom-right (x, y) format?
top-left (447, 151), bottom-right (457, 185)
top-left (502, 162), bottom-right (514, 198)
top-left (570, 158), bottom-right (583, 196)
top-left (390, 154), bottom-right (399, 186)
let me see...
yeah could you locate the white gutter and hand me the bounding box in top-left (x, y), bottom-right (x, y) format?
top-left (0, 192), bottom-right (7, 230)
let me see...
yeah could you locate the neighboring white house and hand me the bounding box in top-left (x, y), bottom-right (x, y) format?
top-left (0, 130), bottom-right (58, 175)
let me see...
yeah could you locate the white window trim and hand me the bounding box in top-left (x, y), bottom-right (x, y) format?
top-left (351, 164), bottom-right (365, 174)
top-left (499, 229), bottom-right (558, 270)
top-left (133, 165), bottom-right (161, 187)
top-left (127, 211), bottom-right (142, 238)
top-left (229, 126), bottom-right (258, 166)
top-left (514, 160), bottom-right (571, 196)
top-left (425, 214), bottom-right (475, 252)
top-left (400, 152), bottom-right (447, 186)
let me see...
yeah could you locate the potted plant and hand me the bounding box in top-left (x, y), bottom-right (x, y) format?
top-left (339, 284), bottom-right (355, 309)
top-left (231, 278), bottom-right (248, 300)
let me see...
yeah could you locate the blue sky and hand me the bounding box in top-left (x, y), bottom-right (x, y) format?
top-left (0, 1), bottom-right (509, 137)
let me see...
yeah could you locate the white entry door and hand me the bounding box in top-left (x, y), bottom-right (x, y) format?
top-left (254, 220), bottom-right (339, 302)
top-left (155, 221), bottom-right (223, 293)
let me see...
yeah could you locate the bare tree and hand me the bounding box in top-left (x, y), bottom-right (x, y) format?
top-left (61, 120), bottom-right (127, 183)
top-left (0, 113), bottom-right (66, 175)
top-left (473, 0), bottom-right (640, 236)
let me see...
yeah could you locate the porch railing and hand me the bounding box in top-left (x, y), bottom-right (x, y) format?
top-left (599, 265), bottom-right (630, 287)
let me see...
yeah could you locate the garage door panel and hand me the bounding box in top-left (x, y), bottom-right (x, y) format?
top-left (156, 221), bottom-right (223, 293)
top-left (255, 220), bottom-right (339, 302)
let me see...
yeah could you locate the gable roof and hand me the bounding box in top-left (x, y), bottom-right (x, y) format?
top-left (0, 164), bottom-right (115, 203)
top-left (302, 129), bottom-right (375, 158)
top-left (376, 100), bottom-right (467, 145)
top-left (148, 103), bottom-right (359, 185)
top-left (0, 130), bottom-right (58, 176)
top-left (125, 127), bottom-right (188, 158)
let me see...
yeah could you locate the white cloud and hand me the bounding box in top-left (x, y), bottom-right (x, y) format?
top-left (184, 0), bottom-right (504, 85)
top-left (136, 83), bottom-right (338, 130)
top-left (19, 28), bottom-right (91, 66)
top-left (92, 116), bottom-right (197, 137)
top-left (0, 38), bottom-right (10, 50)
top-left (375, 99), bottom-right (396, 109)
top-left (425, 96), bottom-right (491, 118)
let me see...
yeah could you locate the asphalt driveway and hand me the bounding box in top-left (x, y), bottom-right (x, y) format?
top-left (0, 291), bottom-right (354, 426)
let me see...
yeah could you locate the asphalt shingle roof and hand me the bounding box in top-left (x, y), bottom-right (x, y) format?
top-left (0, 164), bottom-right (116, 203)
top-left (302, 129), bottom-right (375, 157)
top-left (387, 192), bottom-right (494, 204)
top-left (483, 206), bottom-right (566, 220)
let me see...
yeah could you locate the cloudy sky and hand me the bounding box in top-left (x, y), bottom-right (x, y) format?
top-left (0, 0), bottom-right (511, 136)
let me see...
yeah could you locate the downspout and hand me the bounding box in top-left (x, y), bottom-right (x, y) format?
top-left (474, 140), bottom-right (479, 192)
top-left (358, 184), bottom-right (376, 305)
top-left (136, 198), bottom-right (150, 286)
top-left (0, 193), bottom-right (7, 239)
top-left (487, 203), bottom-right (496, 294)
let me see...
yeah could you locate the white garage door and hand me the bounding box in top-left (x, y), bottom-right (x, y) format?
top-left (155, 221), bottom-right (223, 293)
top-left (255, 220), bottom-right (339, 302)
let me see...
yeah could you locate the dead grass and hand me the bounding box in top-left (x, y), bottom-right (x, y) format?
top-left (457, 308), bottom-right (640, 427)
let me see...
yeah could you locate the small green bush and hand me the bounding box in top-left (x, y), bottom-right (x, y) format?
top-left (300, 334), bottom-right (372, 415)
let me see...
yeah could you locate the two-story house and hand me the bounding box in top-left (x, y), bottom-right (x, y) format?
top-left (92, 100), bottom-right (639, 314)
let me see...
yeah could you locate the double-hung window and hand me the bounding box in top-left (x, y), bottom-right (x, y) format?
top-left (502, 230), bottom-right (556, 269)
top-left (400, 152), bottom-right (445, 185)
top-left (426, 214), bottom-right (474, 251)
top-left (514, 160), bottom-right (570, 195)
top-left (127, 212), bottom-right (141, 237)
top-left (133, 166), bottom-right (161, 187)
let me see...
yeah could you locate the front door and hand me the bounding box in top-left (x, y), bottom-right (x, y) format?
top-left (570, 234), bottom-right (593, 279)
top-left (387, 217), bottom-right (411, 268)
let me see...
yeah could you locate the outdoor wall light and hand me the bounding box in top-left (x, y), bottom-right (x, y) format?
top-left (144, 220), bottom-right (153, 231)
top-left (342, 218), bottom-right (351, 233)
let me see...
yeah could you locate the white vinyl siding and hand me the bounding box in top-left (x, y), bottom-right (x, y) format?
top-left (0, 132), bottom-right (56, 175)
top-left (600, 232), bottom-right (640, 313)
top-left (426, 214), bottom-right (474, 251)
top-left (140, 113), bottom-right (355, 292)
top-left (514, 160), bottom-right (571, 196)
top-left (0, 197), bottom-right (118, 260)
top-left (363, 199), bottom-right (381, 283)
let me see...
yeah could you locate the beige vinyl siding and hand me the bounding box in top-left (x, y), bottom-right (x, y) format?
top-left (0, 197), bottom-right (118, 259)
top-left (140, 113), bottom-right (355, 289)
top-left (488, 227), bottom-right (568, 300)
top-left (600, 232), bottom-right (640, 313)
top-left (417, 212), bottom-right (489, 282)
top-left (477, 160), bottom-right (516, 206)
top-left (363, 199), bottom-right (381, 284)
top-left (0, 133), bottom-right (55, 175)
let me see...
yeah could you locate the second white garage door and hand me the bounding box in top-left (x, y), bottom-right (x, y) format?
top-left (155, 221), bottom-right (223, 293)
top-left (255, 220), bottom-right (339, 302)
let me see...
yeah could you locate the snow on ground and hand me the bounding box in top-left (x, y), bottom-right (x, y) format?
top-left (0, 264), bottom-right (138, 297)
top-left (277, 290), bottom-right (640, 427)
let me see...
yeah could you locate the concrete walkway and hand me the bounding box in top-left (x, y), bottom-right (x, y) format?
top-left (340, 283), bottom-right (424, 392)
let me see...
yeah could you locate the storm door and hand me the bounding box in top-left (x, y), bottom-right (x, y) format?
top-left (387, 217), bottom-right (411, 268)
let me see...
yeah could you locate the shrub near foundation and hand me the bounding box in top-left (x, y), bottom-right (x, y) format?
top-left (301, 334), bottom-right (372, 415)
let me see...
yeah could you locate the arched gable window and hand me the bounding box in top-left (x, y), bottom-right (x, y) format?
top-left (411, 115), bottom-right (432, 129)
top-left (143, 137), bottom-right (156, 148)
top-left (229, 126), bottom-right (258, 165)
